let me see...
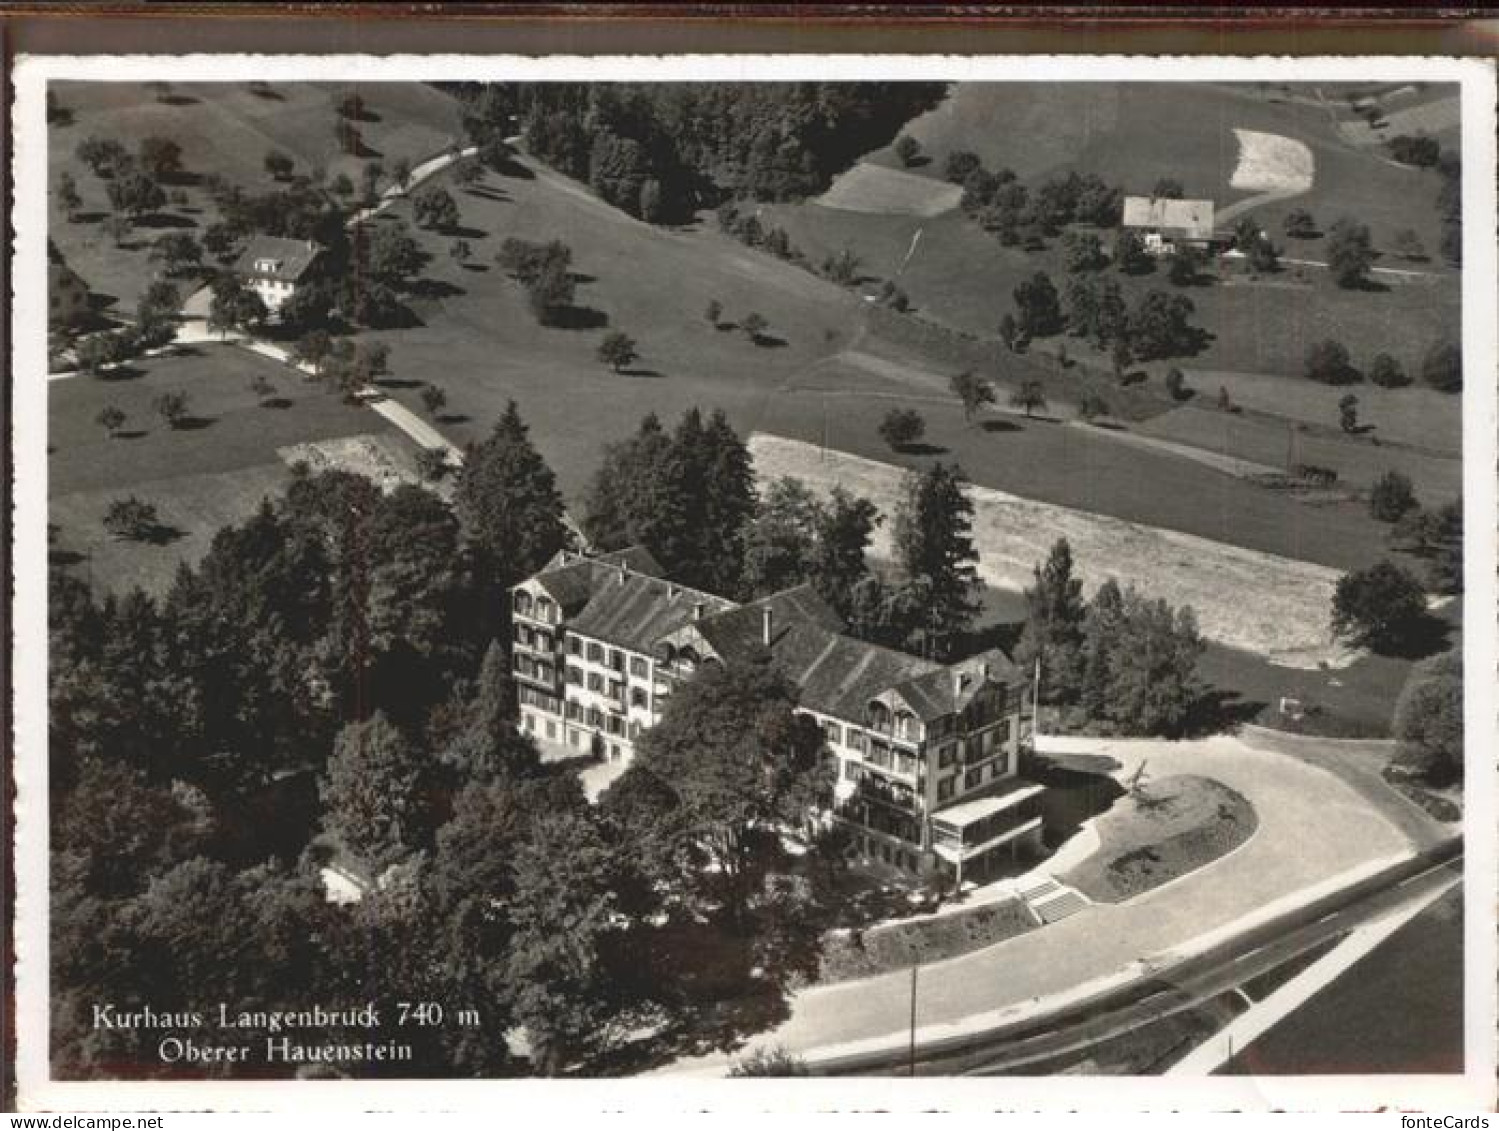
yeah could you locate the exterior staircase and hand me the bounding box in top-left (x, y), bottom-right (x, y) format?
top-left (1016, 875), bottom-right (1091, 925)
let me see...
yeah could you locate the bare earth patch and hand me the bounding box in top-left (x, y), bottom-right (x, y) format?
top-left (817, 162), bottom-right (964, 218)
top-left (1062, 775), bottom-right (1258, 904)
top-left (748, 433), bottom-right (1349, 667)
top-left (1230, 129), bottom-right (1315, 194)
top-left (277, 433), bottom-right (424, 494)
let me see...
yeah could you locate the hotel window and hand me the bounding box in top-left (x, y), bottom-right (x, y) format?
top-left (895, 753), bottom-right (916, 777)
top-left (630, 656), bottom-right (649, 679)
top-left (513, 591), bottom-right (533, 617)
top-left (991, 755), bottom-right (1008, 779)
top-left (587, 642), bottom-right (604, 664)
top-left (535, 596), bottom-right (555, 623)
top-left (567, 636), bottom-right (582, 657)
top-left (608, 679), bottom-right (624, 702)
top-left (609, 649), bottom-right (625, 672)
top-left (565, 665), bottom-right (583, 686)
top-left (964, 766), bottom-right (983, 789)
top-left (998, 718), bottom-right (1012, 744)
top-left (586, 672), bottom-right (603, 693)
top-left (847, 730), bottom-right (868, 754)
top-left (536, 631), bottom-right (553, 651)
top-left (630, 686), bottom-right (648, 709)
top-left (938, 777), bottom-right (955, 801)
top-left (938, 744), bottom-right (956, 769)
top-left (823, 721), bottom-right (843, 746)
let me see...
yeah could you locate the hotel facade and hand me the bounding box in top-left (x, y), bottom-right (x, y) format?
top-left (510, 547), bottom-right (1042, 884)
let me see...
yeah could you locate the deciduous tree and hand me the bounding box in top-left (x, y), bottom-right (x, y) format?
top-left (878, 407), bottom-right (926, 452)
top-left (1331, 560), bottom-right (1428, 652)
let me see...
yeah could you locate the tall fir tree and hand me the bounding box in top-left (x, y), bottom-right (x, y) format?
top-left (1015, 538), bottom-right (1087, 702)
top-left (454, 401), bottom-right (567, 587)
top-left (892, 462), bottom-right (982, 656)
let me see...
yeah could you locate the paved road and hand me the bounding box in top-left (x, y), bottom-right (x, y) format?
top-left (659, 731), bottom-right (1422, 1075)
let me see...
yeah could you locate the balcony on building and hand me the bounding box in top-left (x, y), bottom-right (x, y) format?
top-left (929, 779), bottom-right (1046, 870)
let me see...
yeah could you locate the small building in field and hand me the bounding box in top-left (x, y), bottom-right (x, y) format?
top-left (48, 241), bottom-right (90, 329)
top-left (1121, 195), bottom-right (1218, 256)
top-left (233, 235), bottom-right (323, 314)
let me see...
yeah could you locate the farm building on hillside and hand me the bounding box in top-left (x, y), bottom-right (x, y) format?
top-left (1121, 195), bottom-right (1219, 256)
top-left (511, 546), bottom-right (1041, 884)
top-left (233, 235), bottom-right (323, 314)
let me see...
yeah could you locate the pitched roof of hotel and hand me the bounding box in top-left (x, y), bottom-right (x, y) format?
top-left (527, 553), bottom-right (1022, 722)
top-left (528, 546), bottom-right (666, 613)
top-left (693, 585), bottom-right (848, 659)
top-left (570, 572), bottom-right (734, 654)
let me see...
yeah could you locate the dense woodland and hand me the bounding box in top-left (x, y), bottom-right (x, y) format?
top-left (446, 81), bottom-right (947, 221)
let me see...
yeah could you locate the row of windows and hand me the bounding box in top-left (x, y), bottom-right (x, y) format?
top-left (853, 837), bottom-right (920, 872)
top-left (936, 753), bottom-right (1011, 802)
top-left (512, 591), bottom-right (558, 623)
top-left (512, 654), bottom-right (555, 684)
top-left (517, 686), bottom-right (561, 713)
top-left (559, 701), bottom-right (642, 740)
top-left (934, 720), bottom-right (1013, 768)
top-left (564, 666), bottom-right (626, 701)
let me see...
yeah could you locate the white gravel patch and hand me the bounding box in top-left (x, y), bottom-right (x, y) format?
top-left (749, 433), bottom-right (1352, 668)
top-left (1230, 128), bottom-right (1315, 194)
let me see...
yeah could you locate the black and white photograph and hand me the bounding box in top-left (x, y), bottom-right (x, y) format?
top-left (10, 51), bottom-right (1497, 1111)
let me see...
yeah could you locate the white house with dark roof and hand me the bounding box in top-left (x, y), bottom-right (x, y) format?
top-left (510, 546), bottom-right (1040, 883)
top-left (233, 235), bottom-right (323, 313)
top-left (1120, 195), bottom-right (1219, 256)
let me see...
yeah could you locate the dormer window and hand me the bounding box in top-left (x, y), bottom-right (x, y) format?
top-left (255, 257), bottom-right (281, 274)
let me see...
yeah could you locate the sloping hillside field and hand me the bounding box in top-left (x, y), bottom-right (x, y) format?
top-left (748, 433), bottom-right (1350, 668)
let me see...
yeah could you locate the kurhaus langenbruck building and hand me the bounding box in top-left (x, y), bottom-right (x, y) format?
top-left (511, 547), bottom-right (1041, 884)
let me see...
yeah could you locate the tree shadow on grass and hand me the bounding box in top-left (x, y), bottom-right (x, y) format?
top-left (114, 429), bottom-right (150, 440)
top-left (445, 224), bottom-right (488, 241)
top-left (458, 261), bottom-right (490, 273)
top-left (895, 442), bottom-right (949, 457)
top-left (1373, 613), bottom-right (1452, 661)
top-left (435, 411), bottom-right (471, 425)
top-left (981, 418), bottom-right (1023, 434)
top-left (157, 94), bottom-right (200, 107)
top-left (49, 548), bottom-right (86, 568)
top-left (465, 185), bottom-right (512, 204)
top-left (407, 278), bottom-right (466, 300)
top-left (750, 333), bottom-right (788, 349)
top-left (260, 397), bottom-right (294, 410)
top-left (99, 365), bottom-right (146, 382)
top-left (618, 367), bottom-right (663, 379)
top-left (73, 211), bottom-right (108, 225)
top-left (375, 376), bottom-right (424, 389)
top-left (140, 522), bottom-right (187, 546)
top-left (134, 212), bottom-right (198, 230)
top-left (1181, 688), bottom-right (1270, 738)
top-left (493, 156), bottom-right (535, 180)
top-left (170, 415), bottom-right (217, 431)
